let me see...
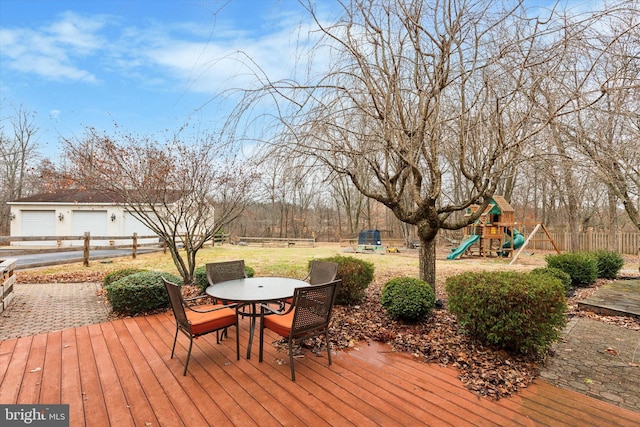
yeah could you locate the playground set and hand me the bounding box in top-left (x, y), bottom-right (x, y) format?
top-left (446, 196), bottom-right (558, 261)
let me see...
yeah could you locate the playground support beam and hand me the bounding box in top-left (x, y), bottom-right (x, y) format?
top-left (509, 224), bottom-right (560, 265)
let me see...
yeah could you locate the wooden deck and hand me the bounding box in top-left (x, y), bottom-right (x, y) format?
top-left (1, 312), bottom-right (639, 426)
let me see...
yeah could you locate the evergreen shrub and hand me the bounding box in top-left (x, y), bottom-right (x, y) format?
top-left (318, 255), bottom-right (374, 305)
top-left (103, 268), bottom-right (148, 287)
top-left (446, 271), bottom-right (567, 355)
top-left (105, 271), bottom-right (182, 315)
top-left (381, 277), bottom-right (435, 322)
top-left (529, 267), bottom-right (572, 293)
top-left (545, 252), bottom-right (598, 287)
top-left (593, 249), bottom-right (624, 279)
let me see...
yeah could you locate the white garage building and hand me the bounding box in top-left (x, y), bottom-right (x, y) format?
top-left (8, 189), bottom-right (160, 247)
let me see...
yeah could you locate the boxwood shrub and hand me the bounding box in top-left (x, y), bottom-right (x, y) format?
top-left (529, 267), bottom-right (572, 293)
top-left (193, 264), bottom-right (255, 292)
top-left (545, 251), bottom-right (598, 287)
top-left (105, 271), bottom-right (182, 315)
top-left (381, 277), bottom-right (435, 322)
top-left (317, 255), bottom-right (374, 305)
top-left (593, 249), bottom-right (624, 279)
top-left (103, 268), bottom-right (148, 287)
top-left (446, 271), bottom-right (567, 355)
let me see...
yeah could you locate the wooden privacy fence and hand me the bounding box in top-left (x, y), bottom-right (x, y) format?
top-left (526, 231), bottom-right (639, 255)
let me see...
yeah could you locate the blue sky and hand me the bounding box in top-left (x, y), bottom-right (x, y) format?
top-left (0, 0), bottom-right (585, 159)
top-left (0, 0), bottom-right (327, 158)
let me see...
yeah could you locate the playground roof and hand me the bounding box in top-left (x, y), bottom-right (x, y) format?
top-left (491, 195), bottom-right (514, 213)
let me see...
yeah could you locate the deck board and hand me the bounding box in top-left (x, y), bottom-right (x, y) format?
top-left (0, 335), bottom-right (31, 403)
top-left (99, 322), bottom-right (158, 427)
top-left (39, 330), bottom-right (62, 404)
top-left (1, 311), bottom-right (640, 427)
top-left (75, 326), bottom-right (110, 427)
top-left (17, 333), bottom-right (46, 404)
top-left (60, 328), bottom-right (85, 426)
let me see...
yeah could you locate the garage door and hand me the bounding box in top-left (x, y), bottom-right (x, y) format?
top-left (72, 211), bottom-right (107, 236)
top-left (124, 212), bottom-right (155, 236)
top-left (20, 210), bottom-right (55, 236)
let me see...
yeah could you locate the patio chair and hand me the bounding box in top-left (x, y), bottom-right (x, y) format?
top-left (304, 260), bottom-right (339, 285)
top-left (206, 260), bottom-right (247, 287)
top-left (162, 277), bottom-right (239, 376)
top-left (206, 260), bottom-right (247, 337)
top-left (283, 260), bottom-right (339, 305)
top-left (258, 279), bottom-right (341, 381)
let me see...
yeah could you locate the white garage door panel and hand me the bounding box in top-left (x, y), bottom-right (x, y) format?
top-left (21, 211), bottom-right (56, 236)
top-left (124, 212), bottom-right (155, 236)
top-left (72, 211), bottom-right (107, 236)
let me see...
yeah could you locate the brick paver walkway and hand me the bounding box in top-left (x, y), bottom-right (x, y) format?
top-left (540, 316), bottom-right (640, 413)
top-left (0, 282), bottom-right (110, 341)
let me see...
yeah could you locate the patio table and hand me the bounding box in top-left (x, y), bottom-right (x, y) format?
top-left (206, 277), bottom-right (309, 359)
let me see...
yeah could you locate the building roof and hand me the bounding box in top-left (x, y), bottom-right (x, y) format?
top-left (9, 189), bottom-right (182, 204)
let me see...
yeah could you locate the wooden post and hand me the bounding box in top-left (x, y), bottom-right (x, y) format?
top-left (540, 224), bottom-right (561, 253)
top-left (132, 233), bottom-right (138, 259)
top-left (83, 232), bottom-right (90, 267)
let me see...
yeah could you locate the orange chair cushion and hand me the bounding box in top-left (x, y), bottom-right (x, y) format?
top-left (186, 304), bottom-right (236, 335)
top-left (263, 310), bottom-right (294, 337)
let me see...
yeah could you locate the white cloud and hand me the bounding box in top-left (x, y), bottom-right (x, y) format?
top-left (0, 11), bottom-right (108, 82)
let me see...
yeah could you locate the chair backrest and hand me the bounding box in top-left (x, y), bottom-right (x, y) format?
top-left (162, 277), bottom-right (190, 332)
top-left (290, 280), bottom-right (341, 336)
top-left (308, 260), bottom-right (339, 285)
top-left (206, 260), bottom-right (246, 285)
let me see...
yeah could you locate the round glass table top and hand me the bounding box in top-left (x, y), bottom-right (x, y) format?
top-left (205, 277), bottom-right (309, 303)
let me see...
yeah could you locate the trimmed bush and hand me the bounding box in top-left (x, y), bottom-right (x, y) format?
top-left (194, 266), bottom-right (207, 291)
top-left (545, 252), bottom-right (598, 287)
top-left (245, 265), bottom-right (255, 278)
top-left (105, 271), bottom-right (182, 315)
top-left (530, 267), bottom-right (572, 293)
top-left (381, 277), bottom-right (436, 322)
top-left (593, 249), bottom-right (624, 279)
top-left (193, 264), bottom-right (255, 292)
top-left (446, 271), bottom-right (567, 355)
top-left (317, 255), bottom-right (374, 305)
top-left (103, 268), bottom-right (148, 287)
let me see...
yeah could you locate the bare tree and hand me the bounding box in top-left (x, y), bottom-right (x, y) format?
top-left (574, 6), bottom-right (640, 265)
top-left (330, 172), bottom-right (366, 236)
top-left (63, 127), bottom-right (256, 284)
top-left (0, 106), bottom-right (40, 234)
top-left (231, 0), bottom-right (609, 287)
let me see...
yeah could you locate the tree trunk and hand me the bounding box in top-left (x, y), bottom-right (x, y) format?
top-left (418, 230), bottom-right (438, 292)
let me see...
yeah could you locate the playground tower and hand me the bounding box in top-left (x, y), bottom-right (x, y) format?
top-left (447, 196), bottom-right (523, 259)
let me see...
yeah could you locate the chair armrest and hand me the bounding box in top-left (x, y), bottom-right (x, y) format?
top-left (260, 302), bottom-right (294, 316)
top-left (187, 302), bottom-right (237, 313)
top-left (184, 294), bottom-right (209, 303)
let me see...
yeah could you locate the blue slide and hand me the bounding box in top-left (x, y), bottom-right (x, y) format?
top-left (446, 234), bottom-right (480, 260)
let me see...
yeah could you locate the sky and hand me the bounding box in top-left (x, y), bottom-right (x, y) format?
top-left (0, 0), bottom-right (328, 158)
top-left (0, 0), bottom-right (587, 160)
